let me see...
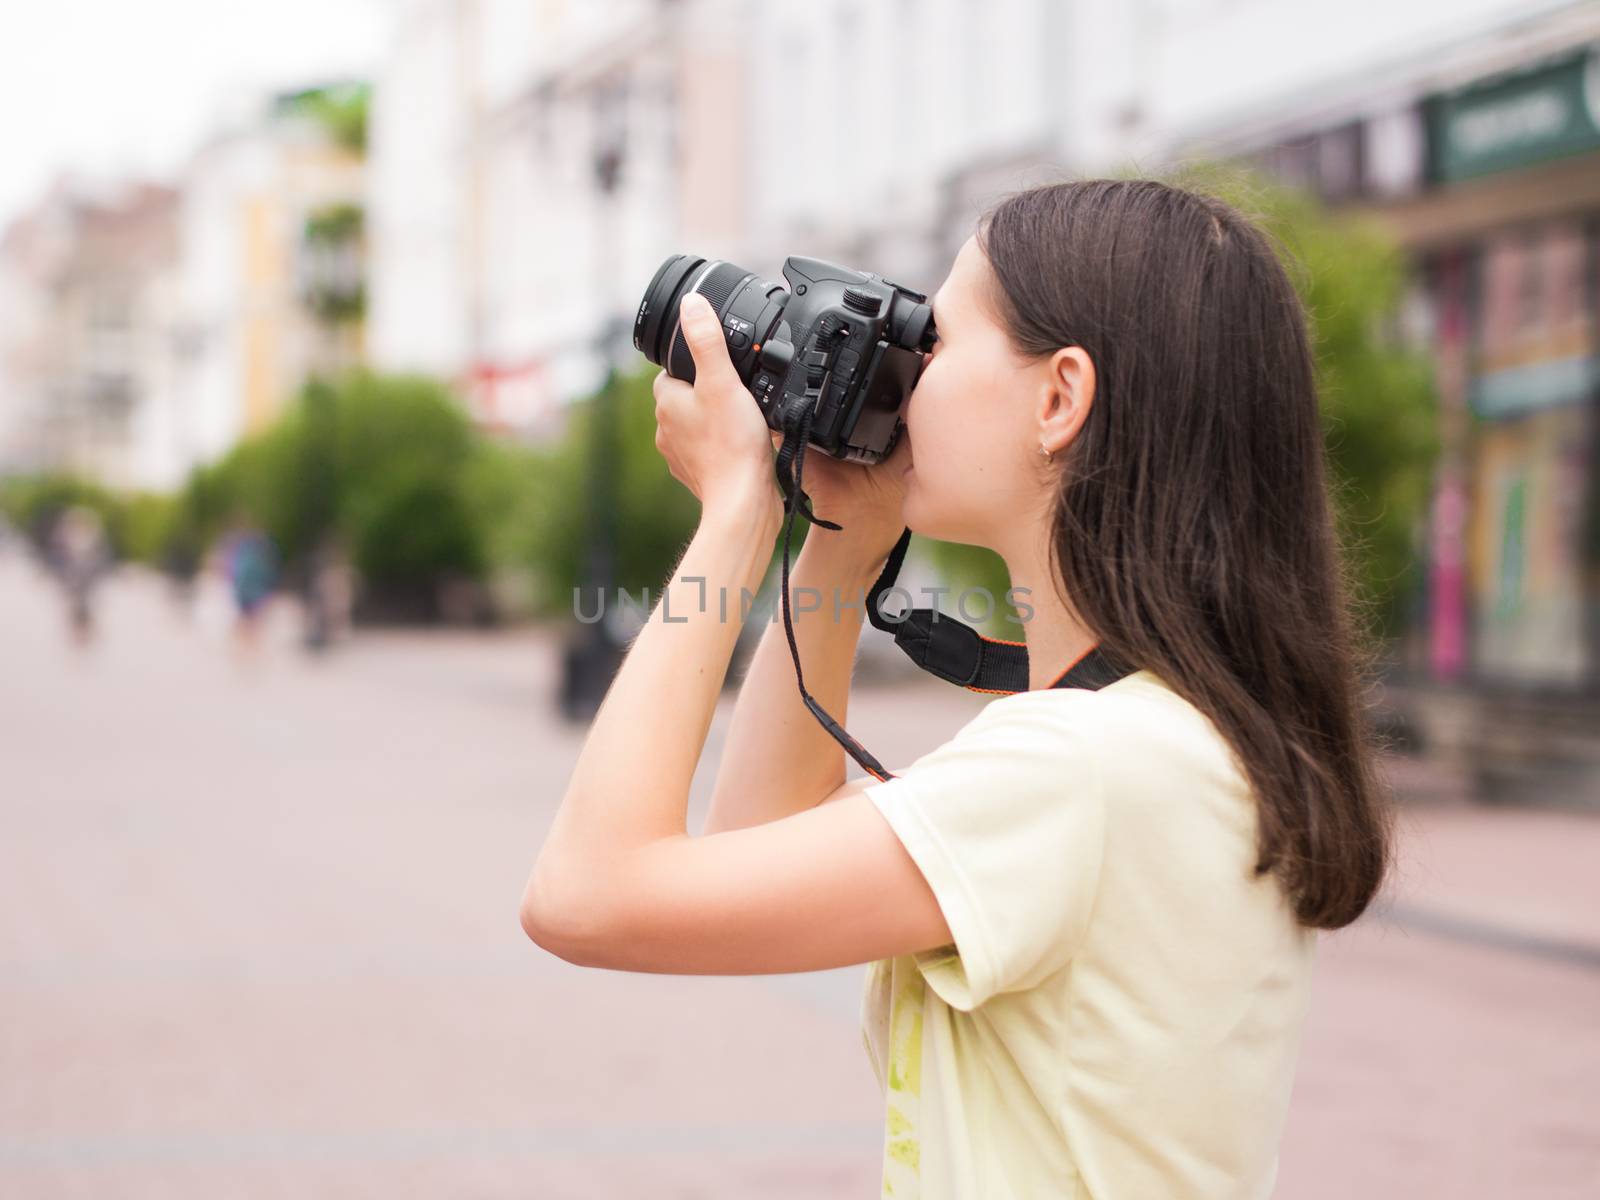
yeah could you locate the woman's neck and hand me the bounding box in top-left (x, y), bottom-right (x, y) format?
top-left (997, 529), bottom-right (1097, 692)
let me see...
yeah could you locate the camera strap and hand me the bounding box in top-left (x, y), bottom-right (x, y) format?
top-left (863, 527), bottom-right (1029, 693)
top-left (860, 527), bottom-right (1131, 694)
top-left (770, 386), bottom-right (1131, 783)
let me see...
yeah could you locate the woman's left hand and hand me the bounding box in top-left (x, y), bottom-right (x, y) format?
top-left (652, 293), bottom-right (781, 526)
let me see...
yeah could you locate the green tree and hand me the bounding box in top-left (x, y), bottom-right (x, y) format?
top-left (171, 371), bottom-right (490, 609)
top-left (1187, 166), bottom-right (1437, 635)
top-left (281, 82), bottom-right (370, 154)
top-left (518, 367), bottom-right (703, 618)
top-left (0, 473), bottom-right (125, 557)
top-left (300, 371), bottom-right (486, 592)
top-left (118, 491), bottom-right (182, 565)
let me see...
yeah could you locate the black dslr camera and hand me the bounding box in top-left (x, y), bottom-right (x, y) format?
top-left (633, 254), bottom-right (937, 464)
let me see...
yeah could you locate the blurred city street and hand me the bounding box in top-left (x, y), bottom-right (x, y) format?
top-left (2, 553), bottom-right (1597, 1199)
top-left (3, 2), bottom-right (1599, 1195)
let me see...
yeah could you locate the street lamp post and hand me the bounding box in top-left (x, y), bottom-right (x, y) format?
top-left (559, 83), bottom-right (630, 721)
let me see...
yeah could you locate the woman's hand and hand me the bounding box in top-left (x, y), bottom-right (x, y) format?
top-left (652, 293), bottom-right (782, 527)
top-left (774, 425), bottom-right (911, 577)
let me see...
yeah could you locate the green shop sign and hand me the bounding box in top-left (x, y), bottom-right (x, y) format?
top-left (1428, 45), bottom-right (1600, 182)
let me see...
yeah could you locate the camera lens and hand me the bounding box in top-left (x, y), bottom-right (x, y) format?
top-left (634, 255), bottom-right (761, 385)
top-left (633, 254), bottom-right (702, 363)
top-left (666, 262), bottom-right (749, 381)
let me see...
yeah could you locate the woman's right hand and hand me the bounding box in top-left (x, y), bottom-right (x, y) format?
top-left (773, 428), bottom-right (912, 578)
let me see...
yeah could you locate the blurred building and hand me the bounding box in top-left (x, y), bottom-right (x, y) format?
top-left (369, 0), bottom-right (752, 436)
top-left (366, 0), bottom-right (479, 386)
top-left (0, 181), bottom-right (181, 489)
top-left (172, 85), bottom-right (368, 470)
top-left (1156, 1), bottom-right (1600, 697)
top-left (761, 0), bottom-right (1598, 702)
top-left (1125, 0), bottom-right (1599, 806)
top-left (748, 0), bottom-right (1091, 287)
top-left (0, 86), bottom-right (367, 491)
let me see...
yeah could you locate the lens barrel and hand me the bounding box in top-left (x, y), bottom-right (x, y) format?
top-left (634, 254), bottom-right (767, 385)
top-left (633, 254), bottom-right (702, 365)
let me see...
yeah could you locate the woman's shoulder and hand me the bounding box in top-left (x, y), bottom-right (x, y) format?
top-left (893, 669), bottom-right (1240, 795)
top-left (971, 669), bottom-right (1246, 794)
top-left (978, 668), bottom-right (1208, 737)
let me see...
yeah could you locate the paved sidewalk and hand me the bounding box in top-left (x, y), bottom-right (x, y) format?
top-left (1, 556), bottom-right (1596, 1197)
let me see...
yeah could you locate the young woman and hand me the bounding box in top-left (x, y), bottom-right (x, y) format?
top-left (522, 179), bottom-right (1391, 1198)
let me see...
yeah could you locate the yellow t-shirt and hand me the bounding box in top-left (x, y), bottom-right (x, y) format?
top-left (861, 669), bottom-right (1316, 1199)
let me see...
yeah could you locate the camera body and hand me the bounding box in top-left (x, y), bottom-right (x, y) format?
top-left (633, 254), bottom-right (936, 464)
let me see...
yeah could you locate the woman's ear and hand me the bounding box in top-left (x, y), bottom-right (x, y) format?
top-left (1036, 347), bottom-right (1096, 457)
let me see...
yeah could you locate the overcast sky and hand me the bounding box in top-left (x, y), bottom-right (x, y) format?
top-left (1, 0), bottom-right (390, 227)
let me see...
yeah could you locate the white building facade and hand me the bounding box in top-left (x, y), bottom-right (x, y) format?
top-left (0, 182), bottom-right (182, 490)
top-left (172, 101), bottom-right (367, 471)
top-left (368, 0), bottom-right (755, 434)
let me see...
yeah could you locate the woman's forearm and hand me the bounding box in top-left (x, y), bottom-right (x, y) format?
top-left (702, 534), bottom-right (886, 834)
top-left (543, 492), bottom-right (781, 861)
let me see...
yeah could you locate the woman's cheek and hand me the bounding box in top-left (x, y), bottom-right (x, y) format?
top-left (906, 361), bottom-right (945, 434)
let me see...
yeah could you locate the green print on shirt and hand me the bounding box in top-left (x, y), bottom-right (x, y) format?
top-left (883, 966), bottom-right (924, 1195)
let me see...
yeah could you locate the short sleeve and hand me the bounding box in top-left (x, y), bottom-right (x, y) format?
top-left (864, 694), bottom-right (1107, 1011)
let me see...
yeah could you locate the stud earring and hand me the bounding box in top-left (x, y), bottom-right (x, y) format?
top-left (1039, 443), bottom-right (1053, 463)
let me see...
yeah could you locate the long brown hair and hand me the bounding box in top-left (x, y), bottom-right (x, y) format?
top-left (978, 179), bottom-right (1390, 929)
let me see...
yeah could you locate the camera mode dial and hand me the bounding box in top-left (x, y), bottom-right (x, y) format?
top-left (842, 286), bottom-right (880, 315)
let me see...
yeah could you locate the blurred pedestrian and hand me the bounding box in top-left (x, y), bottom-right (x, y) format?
top-left (160, 524), bottom-right (204, 617)
top-left (219, 522), bottom-right (279, 657)
top-left (48, 505), bottom-right (111, 646)
top-left (301, 534), bottom-right (355, 653)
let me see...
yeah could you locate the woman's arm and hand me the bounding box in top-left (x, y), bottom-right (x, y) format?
top-left (522, 294), bottom-right (948, 974)
top-left (701, 533), bottom-right (886, 834)
top-left (522, 485), bottom-right (950, 973)
top-left (542, 493), bottom-right (780, 855)
top-left (526, 788), bottom-right (952, 975)
top-left (705, 407), bottom-right (913, 834)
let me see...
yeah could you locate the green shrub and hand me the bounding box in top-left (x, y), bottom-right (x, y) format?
top-left (165, 370), bottom-right (489, 602)
top-left (462, 438), bottom-right (548, 573)
top-left (0, 474), bottom-right (124, 557)
top-left (520, 367), bottom-right (702, 618)
top-left (119, 492), bottom-right (181, 565)
top-left (347, 474), bottom-right (485, 585)
top-left (315, 372), bottom-right (485, 590)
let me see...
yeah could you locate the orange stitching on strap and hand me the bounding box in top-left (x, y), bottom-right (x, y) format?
top-left (1046, 643), bottom-right (1098, 689)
